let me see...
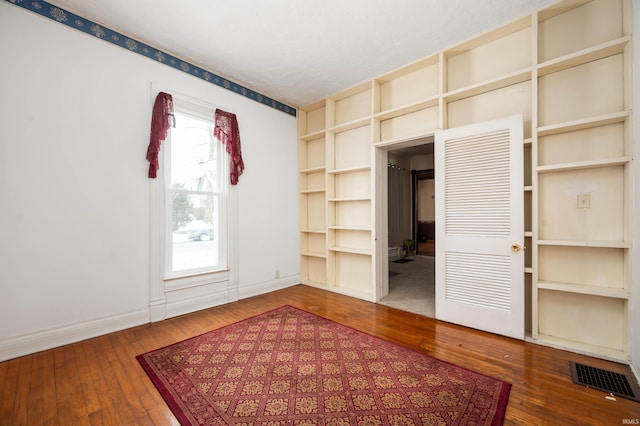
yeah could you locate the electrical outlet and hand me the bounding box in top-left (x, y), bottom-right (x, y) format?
top-left (275, 269), bottom-right (280, 279)
top-left (577, 193), bottom-right (590, 209)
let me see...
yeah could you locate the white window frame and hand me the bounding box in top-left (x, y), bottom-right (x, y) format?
top-left (164, 105), bottom-right (228, 278)
top-left (149, 89), bottom-right (239, 322)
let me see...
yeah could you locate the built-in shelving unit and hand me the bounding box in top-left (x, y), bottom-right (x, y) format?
top-left (532, 0), bottom-right (631, 360)
top-left (298, 100), bottom-right (327, 288)
top-left (297, 0), bottom-right (633, 360)
top-left (325, 83), bottom-right (375, 299)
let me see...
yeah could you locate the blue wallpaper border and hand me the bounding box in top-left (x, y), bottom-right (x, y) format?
top-left (4, 0), bottom-right (297, 117)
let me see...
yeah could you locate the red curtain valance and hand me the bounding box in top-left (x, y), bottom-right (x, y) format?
top-left (214, 108), bottom-right (244, 185)
top-left (146, 92), bottom-right (175, 178)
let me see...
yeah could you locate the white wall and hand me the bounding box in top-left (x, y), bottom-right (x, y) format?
top-left (0, 3), bottom-right (299, 360)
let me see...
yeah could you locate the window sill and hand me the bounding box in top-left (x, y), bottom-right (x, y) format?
top-left (164, 268), bottom-right (230, 293)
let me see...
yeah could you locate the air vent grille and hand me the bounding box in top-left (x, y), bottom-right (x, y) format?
top-left (570, 362), bottom-right (640, 402)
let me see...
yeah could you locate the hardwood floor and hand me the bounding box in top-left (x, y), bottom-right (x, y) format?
top-left (1, 284), bottom-right (639, 425)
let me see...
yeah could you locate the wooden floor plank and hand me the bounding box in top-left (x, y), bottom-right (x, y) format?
top-left (53, 346), bottom-right (75, 426)
top-left (26, 352), bottom-right (45, 425)
top-left (0, 358), bottom-right (20, 426)
top-left (11, 355), bottom-right (32, 426)
top-left (0, 284), bottom-right (638, 425)
top-left (40, 350), bottom-right (58, 424)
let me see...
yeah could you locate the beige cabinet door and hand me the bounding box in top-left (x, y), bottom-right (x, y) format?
top-left (435, 115), bottom-right (524, 339)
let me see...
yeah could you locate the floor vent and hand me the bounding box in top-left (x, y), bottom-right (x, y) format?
top-left (570, 362), bottom-right (640, 402)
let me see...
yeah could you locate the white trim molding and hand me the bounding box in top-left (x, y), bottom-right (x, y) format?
top-left (0, 310), bottom-right (148, 362)
top-left (238, 275), bottom-right (300, 300)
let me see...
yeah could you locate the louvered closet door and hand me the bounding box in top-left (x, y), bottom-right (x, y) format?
top-left (435, 115), bottom-right (524, 339)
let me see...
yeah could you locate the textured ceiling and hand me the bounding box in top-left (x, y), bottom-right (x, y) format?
top-left (44, 0), bottom-right (557, 108)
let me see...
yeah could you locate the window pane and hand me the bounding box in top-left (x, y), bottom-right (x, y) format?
top-left (170, 113), bottom-right (218, 192)
top-left (172, 193), bottom-right (219, 271)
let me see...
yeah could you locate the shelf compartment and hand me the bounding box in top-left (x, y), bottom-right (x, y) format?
top-left (533, 334), bottom-right (626, 361)
top-left (329, 251), bottom-right (373, 297)
top-left (328, 168), bottom-right (371, 200)
top-left (374, 96), bottom-right (439, 121)
top-left (524, 235), bottom-right (532, 270)
top-left (538, 36), bottom-right (630, 77)
top-left (536, 156), bottom-right (631, 173)
top-left (537, 289), bottom-right (626, 355)
top-left (298, 129), bottom-right (325, 141)
top-left (328, 247), bottom-right (372, 255)
top-left (537, 0), bottom-right (591, 22)
top-left (328, 225), bottom-right (371, 231)
top-left (378, 105), bottom-right (439, 143)
top-left (538, 122), bottom-right (626, 167)
top-left (332, 125), bottom-right (371, 170)
top-left (537, 281), bottom-right (628, 299)
top-left (328, 117), bottom-right (371, 133)
top-left (299, 168), bottom-right (325, 193)
top-left (524, 144), bottom-right (532, 187)
top-left (328, 199), bottom-right (372, 229)
top-left (299, 100), bottom-right (326, 136)
top-left (328, 228), bottom-right (372, 254)
top-left (538, 54), bottom-right (624, 127)
top-left (524, 190), bottom-right (532, 233)
top-left (537, 240), bottom-right (630, 249)
top-left (447, 81), bottom-right (532, 138)
top-left (538, 166), bottom-right (625, 242)
top-left (537, 110), bottom-right (630, 137)
top-left (328, 197), bottom-right (371, 202)
top-left (330, 83), bottom-right (372, 127)
top-left (300, 231), bottom-right (326, 255)
top-left (445, 17), bottom-right (532, 92)
top-left (298, 135), bottom-right (325, 171)
top-left (300, 251), bottom-right (327, 259)
top-left (538, 245), bottom-right (626, 291)
top-left (528, 334), bottom-right (628, 363)
top-left (443, 68), bottom-right (532, 103)
top-left (300, 256), bottom-right (326, 288)
top-left (299, 191), bottom-right (325, 231)
top-left (375, 55), bottom-right (439, 113)
top-left (299, 165), bottom-right (325, 174)
top-left (328, 165), bottom-right (371, 175)
top-left (538, 0), bottom-right (624, 64)
top-left (299, 228), bottom-right (326, 234)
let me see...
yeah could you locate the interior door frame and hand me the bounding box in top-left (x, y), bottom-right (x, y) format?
top-left (374, 135), bottom-right (434, 303)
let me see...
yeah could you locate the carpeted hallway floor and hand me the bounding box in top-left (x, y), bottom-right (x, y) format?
top-left (379, 255), bottom-right (435, 317)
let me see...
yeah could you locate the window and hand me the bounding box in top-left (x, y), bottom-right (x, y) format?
top-left (166, 108), bottom-right (228, 276)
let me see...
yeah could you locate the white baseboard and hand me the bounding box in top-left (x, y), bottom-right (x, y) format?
top-left (164, 276), bottom-right (299, 318)
top-left (149, 297), bottom-right (167, 322)
top-left (165, 289), bottom-right (231, 319)
top-left (0, 276), bottom-right (301, 361)
top-left (631, 363), bottom-right (640, 387)
top-left (238, 275), bottom-right (300, 300)
top-left (0, 309), bottom-right (149, 362)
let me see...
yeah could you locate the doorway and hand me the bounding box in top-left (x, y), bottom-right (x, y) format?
top-left (377, 140), bottom-right (436, 317)
top-left (413, 169), bottom-right (435, 256)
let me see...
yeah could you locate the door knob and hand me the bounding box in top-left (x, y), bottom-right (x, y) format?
top-left (511, 243), bottom-right (521, 252)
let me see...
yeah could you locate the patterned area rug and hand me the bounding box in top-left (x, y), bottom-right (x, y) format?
top-left (137, 306), bottom-right (510, 425)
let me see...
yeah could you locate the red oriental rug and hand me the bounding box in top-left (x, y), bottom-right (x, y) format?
top-left (137, 306), bottom-right (510, 425)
